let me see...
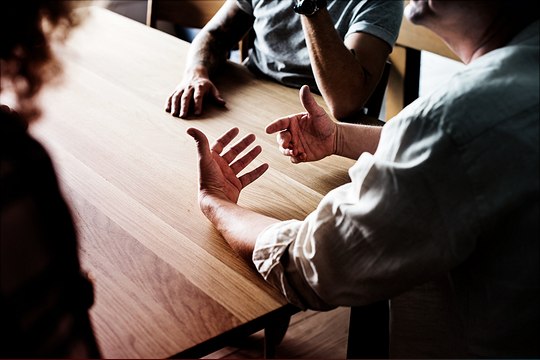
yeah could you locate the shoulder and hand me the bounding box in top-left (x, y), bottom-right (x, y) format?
top-left (328, 0), bottom-right (403, 19)
top-left (330, 0), bottom-right (403, 46)
top-left (396, 22), bottom-right (538, 140)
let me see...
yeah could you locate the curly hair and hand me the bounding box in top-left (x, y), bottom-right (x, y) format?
top-left (1, 1), bottom-right (81, 122)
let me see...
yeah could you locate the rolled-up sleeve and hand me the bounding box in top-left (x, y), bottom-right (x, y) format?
top-left (254, 108), bottom-right (480, 310)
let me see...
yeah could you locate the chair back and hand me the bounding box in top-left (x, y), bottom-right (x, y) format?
top-left (385, 7), bottom-right (461, 119)
top-left (146, 0), bottom-right (252, 62)
top-left (146, 0), bottom-right (225, 29)
top-left (363, 60), bottom-right (391, 118)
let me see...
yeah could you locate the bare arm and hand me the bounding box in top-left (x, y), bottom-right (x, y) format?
top-left (201, 197), bottom-right (278, 263)
top-left (334, 121), bottom-right (382, 159)
top-left (186, 0), bottom-right (253, 77)
top-left (187, 127), bottom-right (278, 263)
top-left (300, 9), bottom-right (391, 120)
top-left (166, 0), bottom-right (254, 118)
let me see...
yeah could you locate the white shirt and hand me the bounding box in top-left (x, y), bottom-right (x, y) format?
top-left (253, 21), bottom-right (539, 357)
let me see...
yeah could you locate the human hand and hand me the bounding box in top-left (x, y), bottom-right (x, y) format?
top-left (166, 70), bottom-right (226, 118)
top-left (265, 85), bottom-right (336, 163)
top-left (187, 127), bottom-right (268, 205)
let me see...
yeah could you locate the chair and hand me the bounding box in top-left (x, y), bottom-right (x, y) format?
top-left (385, 9), bottom-right (461, 119)
top-left (146, 0), bottom-right (225, 30)
top-left (364, 60), bottom-right (391, 118)
top-left (146, 0), bottom-right (252, 62)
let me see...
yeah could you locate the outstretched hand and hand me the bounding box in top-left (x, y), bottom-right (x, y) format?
top-left (187, 127), bottom-right (269, 204)
top-left (265, 85), bottom-right (336, 163)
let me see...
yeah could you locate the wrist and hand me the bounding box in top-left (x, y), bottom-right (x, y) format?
top-left (333, 122), bottom-right (342, 156)
top-left (187, 64), bottom-right (210, 79)
top-left (199, 191), bottom-right (224, 222)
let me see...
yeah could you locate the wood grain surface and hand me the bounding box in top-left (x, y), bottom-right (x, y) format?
top-left (30, 7), bottom-right (355, 358)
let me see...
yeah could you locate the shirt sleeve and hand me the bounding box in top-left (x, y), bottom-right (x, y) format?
top-left (253, 106), bottom-right (480, 310)
top-left (235, 0), bottom-right (253, 15)
top-left (345, 0), bottom-right (404, 47)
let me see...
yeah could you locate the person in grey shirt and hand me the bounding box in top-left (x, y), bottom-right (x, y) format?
top-left (186, 0), bottom-right (539, 357)
top-left (166, 0), bottom-right (403, 120)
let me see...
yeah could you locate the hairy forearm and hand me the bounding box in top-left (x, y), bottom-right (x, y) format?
top-left (201, 195), bottom-right (280, 264)
top-left (184, 0), bottom-right (254, 78)
top-left (185, 30), bottom-right (230, 77)
top-left (301, 11), bottom-right (368, 119)
top-left (334, 122), bottom-right (382, 159)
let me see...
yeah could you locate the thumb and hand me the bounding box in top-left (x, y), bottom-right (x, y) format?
top-left (187, 127), bottom-right (211, 159)
top-left (299, 85), bottom-right (325, 117)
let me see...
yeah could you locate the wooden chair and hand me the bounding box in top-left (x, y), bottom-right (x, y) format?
top-left (146, 0), bottom-right (253, 62)
top-left (146, 0), bottom-right (225, 30)
top-left (364, 60), bottom-right (391, 118)
top-left (385, 10), bottom-right (461, 119)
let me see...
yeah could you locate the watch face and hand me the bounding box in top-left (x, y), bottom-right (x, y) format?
top-left (294, 0), bottom-right (317, 15)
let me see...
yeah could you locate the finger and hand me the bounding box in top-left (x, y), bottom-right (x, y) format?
top-left (193, 87), bottom-right (205, 116)
top-left (230, 145), bottom-right (262, 175)
top-left (180, 87), bottom-right (194, 118)
top-left (276, 131), bottom-right (298, 157)
top-left (288, 115), bottom-right (305, 156)
top-left (171, 90), bottom-right (182, 117)
top-left (290, 153), bottom-right (307, 164)
top-left (265, 114), bottom-right (298, 134)
top-left (211, 127), bottom-right (240, 154)
top-left (222, 133), bottom-right (256, 164)
top-left (280, 146), bottom-right (295, 157)
top-left (186, 127), bottom-right (211, 160)
top-left (299, 85), bottom-right (326, 117)
top-left (276, 130), bottom-right (292, 148)
top-left (165, 93), bottom-right (172, 112)
top-left (238, 163), bottom-right (269, 189)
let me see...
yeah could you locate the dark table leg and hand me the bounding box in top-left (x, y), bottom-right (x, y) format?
top-left (263, 314), bottom-right (291, 358)
top-left (347, 300), bottom-right (389, 359)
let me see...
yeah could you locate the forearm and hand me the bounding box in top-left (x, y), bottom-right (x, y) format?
top-left (185, 30), bottom-right (230, 78)
top-left (334, 121), bottom-right (382, 159)
top-left (301, 11), bottom-right (367, 119)
top-left (184, 0), bottom-right (253, 78)
top-left (201, 195), bottom-right (280, 264)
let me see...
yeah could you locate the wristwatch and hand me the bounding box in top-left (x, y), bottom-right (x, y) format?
top-left (293, 0), bottom-right (327, 17)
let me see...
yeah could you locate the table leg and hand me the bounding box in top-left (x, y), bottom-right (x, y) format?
top-left (347, 301), bottom-right (389, 359)
top-left (263, 315), bottom-right (291, 358)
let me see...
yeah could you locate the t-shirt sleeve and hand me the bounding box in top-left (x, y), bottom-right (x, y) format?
top-left (235, 0), bottom-right (254, 15)
top-left (346, 0), bottom-right (404, 47)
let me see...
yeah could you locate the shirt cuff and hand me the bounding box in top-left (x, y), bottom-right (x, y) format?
top-left (253, 220), bottom-right (308, 309)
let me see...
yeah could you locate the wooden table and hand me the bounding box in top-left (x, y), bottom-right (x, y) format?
top-left (31, 6), bottom-right (355, 358)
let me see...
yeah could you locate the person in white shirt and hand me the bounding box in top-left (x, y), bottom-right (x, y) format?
top-left (186, 0), bottom-right (539, 356)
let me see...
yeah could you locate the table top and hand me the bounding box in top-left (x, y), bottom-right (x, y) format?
top-left (31, 6), bottom-right (356, 358)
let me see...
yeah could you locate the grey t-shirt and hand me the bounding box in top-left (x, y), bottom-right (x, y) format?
top-left (235, 0), bottom-right (403, 91)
